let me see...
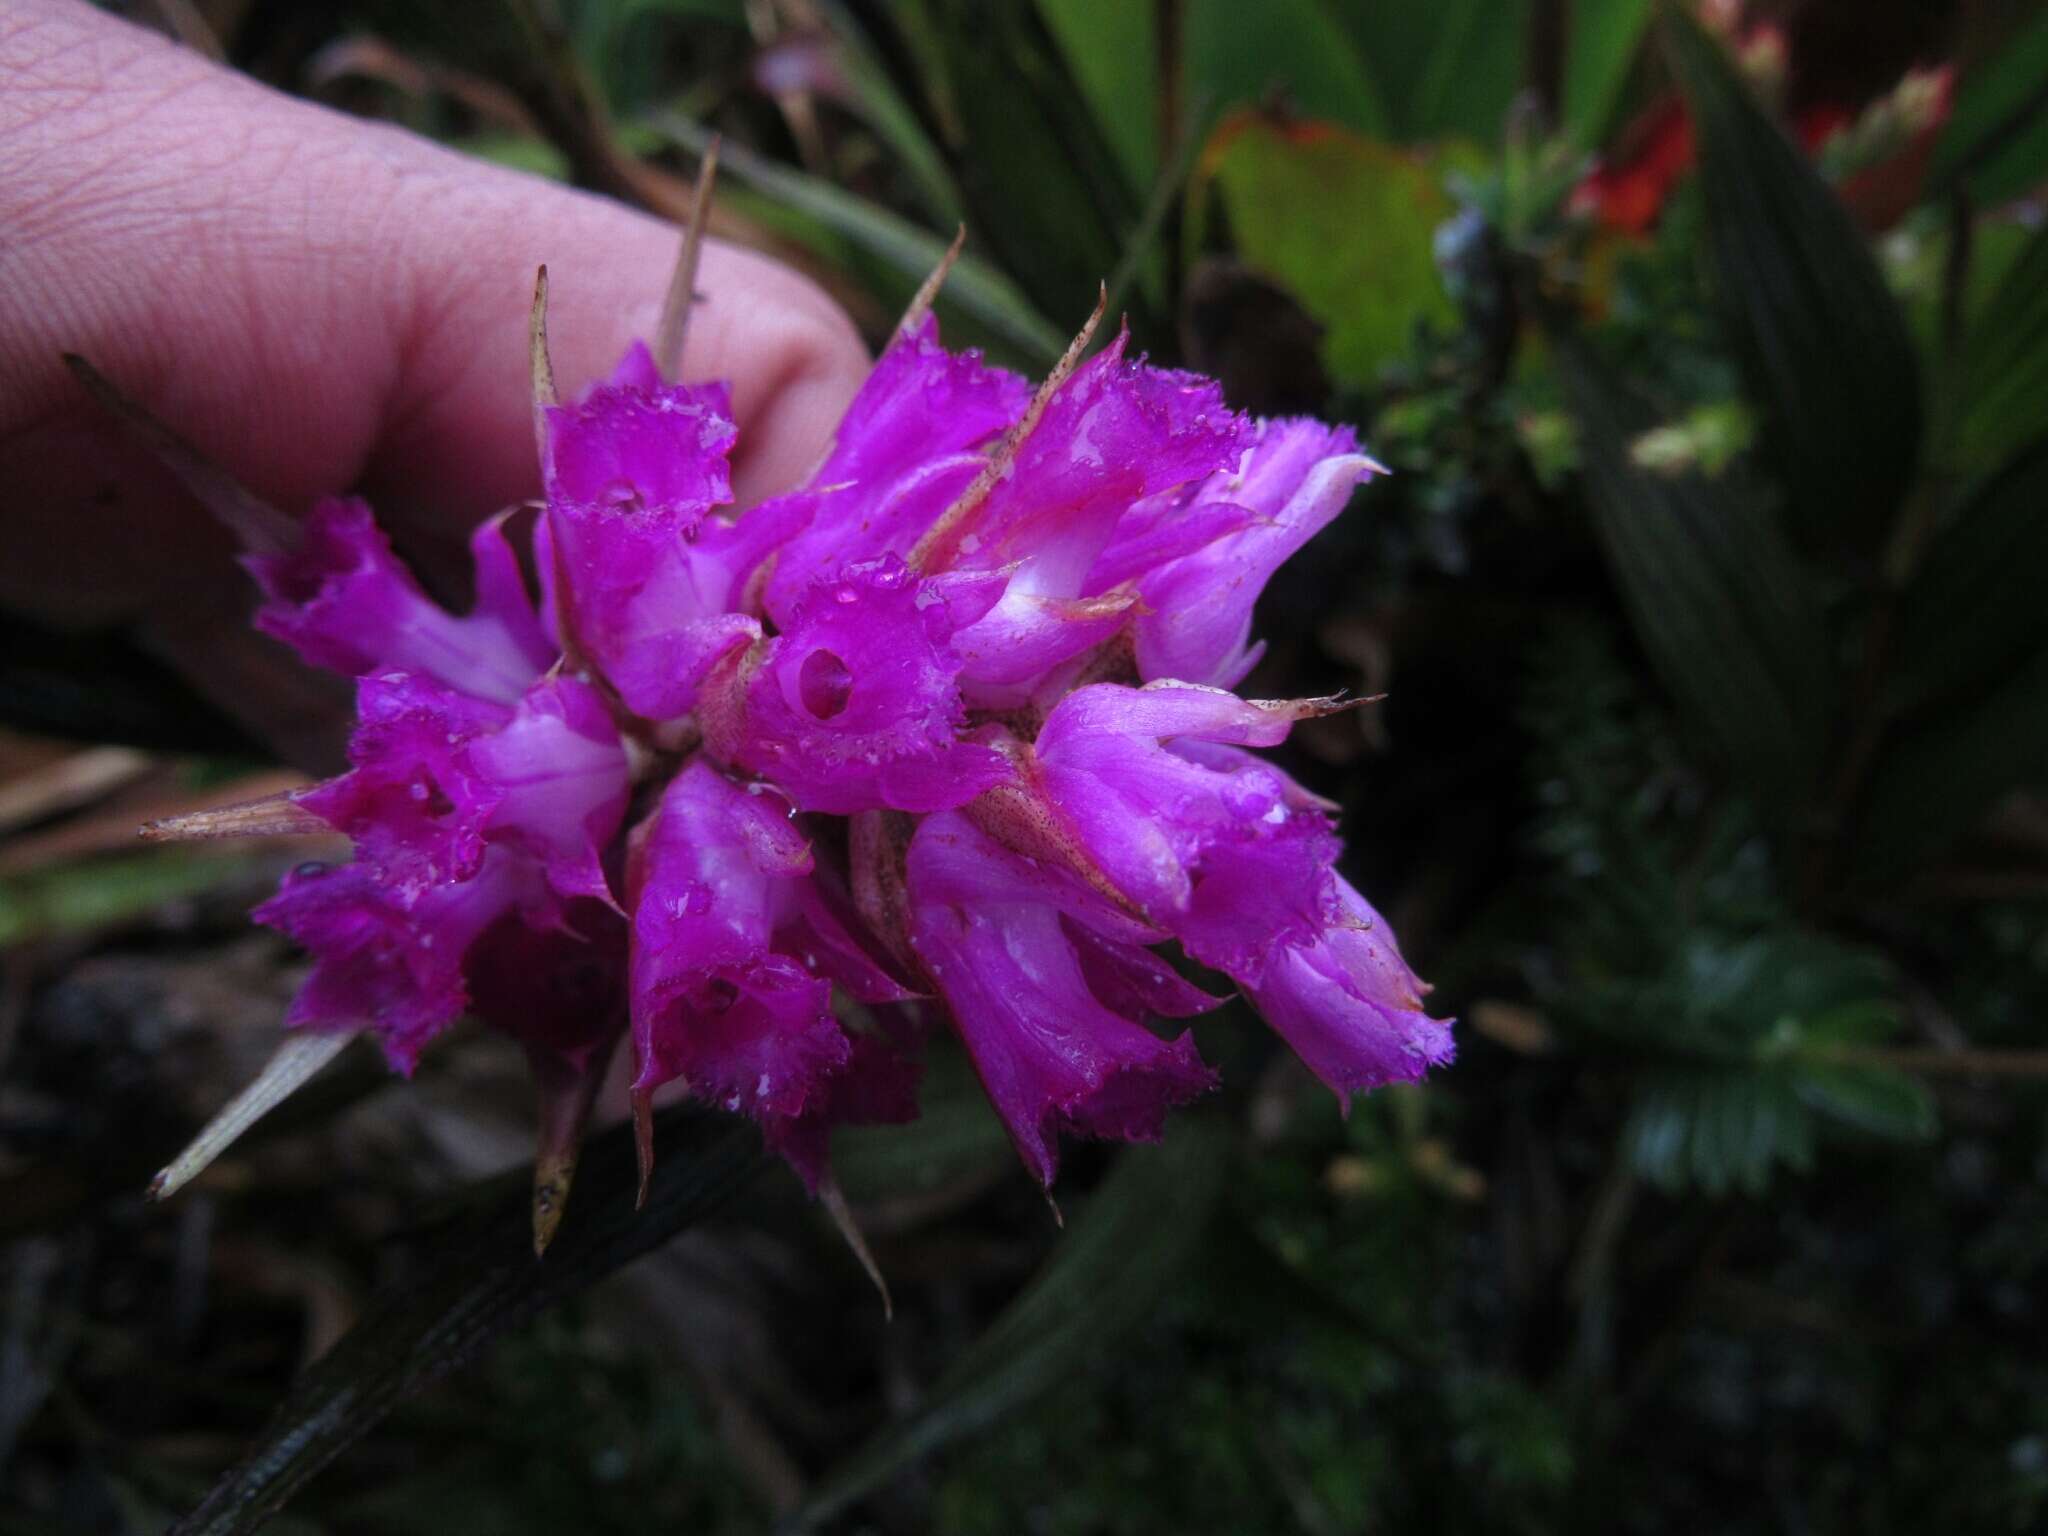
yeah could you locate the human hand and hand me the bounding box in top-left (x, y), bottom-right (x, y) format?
top-left (0, 0), bottom-right (867, 763)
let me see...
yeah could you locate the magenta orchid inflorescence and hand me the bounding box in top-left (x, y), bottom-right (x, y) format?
top-left (176, 253), bottom-right (1452, 1235)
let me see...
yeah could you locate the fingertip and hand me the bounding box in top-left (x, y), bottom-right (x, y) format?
top-left (0, 5), bottom-right (873, 639)
top-left (685, 246), bottom-right (869, 506)
top-left (369, 174), bottom-right (869, 528)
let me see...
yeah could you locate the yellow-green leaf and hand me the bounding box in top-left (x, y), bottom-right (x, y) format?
top-left (1199, 114), bottom-right (1455, 388)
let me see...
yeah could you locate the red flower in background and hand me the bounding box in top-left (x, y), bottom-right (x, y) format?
top-left (1571, 11), bottom-right (1952, 236)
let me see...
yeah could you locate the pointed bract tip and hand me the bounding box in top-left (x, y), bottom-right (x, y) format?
top-left (141, 791), bottom-right (331, 842)
top-left (1065, 290), bottom-right (1110, 378)
top-left (1246, 691), bottom-right (1385, 721)
top-left (530, 266), bottom-right (557, 418)
top-left (63, 351), bottom-right (297, 556)
top-left (1045, 1190), bottom-right (1065, 1229)
top-left (820, 1176), bottom-right (893, 1319)
top-left (632, 1087), bottom-right (656, 1210)
top-left (528, 1037), bottom-right (614, 1257)
top-left (531, 1150), bottom-right (575, 1258)
top-left (654, 135), bottom-right (722, 382)
top-left (907, 284), bottom-right (1109, 573)
top-left (150, 1029), bottom-right (356, 1201)
top-left (892, 224), bottom-right (968, 343)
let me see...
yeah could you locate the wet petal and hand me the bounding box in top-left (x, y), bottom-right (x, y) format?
top-left (761, 314), bottom-right (1030, 621)
top-left (468, 674), bottom-right (631, 904)
top-left (628, 760), bottom-right (907, 1186)
top-left (297, 672), bottom-right (509, 901)
top-left (907, 812), bottom-right (1217, 1187)
top-left (541, 359), bottom-right (768, 717)
top-left (255, 853), bottom-right (529, 1072)
top-left (302, 671), bottom-right (628, 909)
top-left (1241, 878), bottom-right (1455, 1107)
top-left (1130, 421), bottom-right (1379, 687)
top-left (246, 498), bottom-right (548, 702)
top-left (716, 557), bottom-right (1012, 814)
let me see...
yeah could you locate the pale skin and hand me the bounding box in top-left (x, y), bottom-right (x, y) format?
top-left (0, 0), bottom-right (869, 761)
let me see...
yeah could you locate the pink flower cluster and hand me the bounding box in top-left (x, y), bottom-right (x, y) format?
top-left (242, 294), bottom-right (1452, 1200)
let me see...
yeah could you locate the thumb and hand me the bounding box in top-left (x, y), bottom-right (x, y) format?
top-left (0, 0), bottom-right (868, 757)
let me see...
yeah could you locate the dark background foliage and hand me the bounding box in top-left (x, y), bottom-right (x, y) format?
top-left (5, 1), bottom-right (2048, 1531)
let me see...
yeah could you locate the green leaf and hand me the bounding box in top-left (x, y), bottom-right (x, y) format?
top-left (1198, 113), bottom-right (1456, 387)
top-left (1624, 1042), bottom-right (1929, 1198)
top-left (1182, 0), bottom-right (1390, 138)
top-left (832, 1044), bottom-right (1014, 1203)
top-left (1625, 1070), bottom-right (1812, 1197)
top-left (562, 0), bottom-right (745, 120)
top-left (1960, 112), bottom-right (2048, 212)
top-left (890, 0), bottom-right (1138, 327)
top-left (653, 117), bottom-right (1067, 365)
top-left (1563, 0), bottom-right (1655, 145)
top-left (1618, 927), bottom-right (1927, 1195)
top-left (1323, 0), bottom-right (1528, 143)
top-left (1930, 6), bottom-right (2048, 206)
top-left (786, 1120), bottom-right (1232, 1531)
top-left (1850, 641), bottom-right (2048, 885)
top-left (1664, 7), bottom-right (1923, 548)
top-left (0, 849), bottom-right (272, 949)
top-left (1100, 92), bottom-right (1221, 329)
top-left (168, 1110), bottom-right (762, 1536)
top-left (1034, 0), bottom-right (1158, 191)
top-left (454, 131), bottom-right (570, 180)
top-left (818, 0), bottom-right (966, 228)
top-left (1944, 222), bottom-right (2048, 478)
top-left (1793, 1062), bottom-right (1936, 1142)
top-left (1551, 340), bottom-right (1831, 815)
top-left (1889, 435), bottom-right (2048, 717)
top-left (1403, 0), bottom-right (1527, 142)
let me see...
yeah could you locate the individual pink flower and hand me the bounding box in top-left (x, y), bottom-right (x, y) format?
top-left (937, 681), bottom-right (1454, 1117)
top-left (1110, 419), bottom-right (1383, 688)
top-left (905, 810), bottom-right (1219, 1186)
top-left (537, 343), bottom-right (779, 720)
top-left (254, 849), bottom-right (621, 1075)
top-left (1037, 684), bottom-right (1447, 1095)
top-left (294, 669), bottom-right (626, 908)
top-left (627, 758), bottom-right (918, 1190)
top-left (1242, 877), bottom-right (1452, 1107)
top-left (916, 326), bottom-right (1252, 708)
top-left (757, 313), bottom-right (1031, 622)
top-left (245, 499), bottom-right (552, 702)
top-left (703, 556), bottom-right (1012, 815)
